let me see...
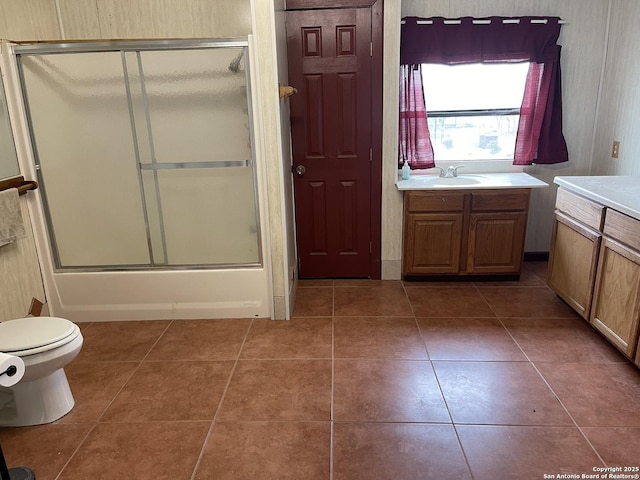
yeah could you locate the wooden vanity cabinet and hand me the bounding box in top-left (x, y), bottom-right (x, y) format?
top-left (403, 191), bottom-right (465, 275)
top-left (547, 189), bottom-right (604, 320)
top-left (548, 187), bottom-right (640, 363)
top-left (590, 210), bottom-right (640, 358)
top-left (403, 189), bottom-right (530, 277)
top-left (467, 191), bottom-right (529, 274)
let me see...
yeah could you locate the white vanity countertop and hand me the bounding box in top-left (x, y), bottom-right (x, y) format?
top-left (396, 172), bottom-right (548, 191)
top-left (554, 176), bottom-right (640, 220)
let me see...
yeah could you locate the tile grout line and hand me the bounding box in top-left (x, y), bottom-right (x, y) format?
top-left (473, 282), bottom-right (500, 320)
top-left (53, 424), bottom-right (98, 480)
top-left (525, 357), bottom-right (609, 468)
top-left (189, 318), bottom-right (255, 480)
top-left (409, 286), bottom-right (476, 480)
top-left (498, 315), bottom-right (608, 467)
top-left (330, 282), bottom-right (335, 480)
top-left (495, 316), bottom-right (534, 363)
top-left (54, 319), bottom-right (176, 479)
top-left (427, 353), bottom-right (476, 480)
top-left (490, 286), bottom-right (614, 470)
top-left (92, 320), bottom-right (175, 425)
top-left (402, 280), bottom-right (418, 319)
top-left (140, 320), bottom-right (175, 362)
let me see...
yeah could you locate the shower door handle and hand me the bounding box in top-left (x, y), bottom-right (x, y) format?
top-left (295, 165), bottom-right (306, 176)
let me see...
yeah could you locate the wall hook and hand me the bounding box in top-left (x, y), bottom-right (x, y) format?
top-left (279, 85), bottom-right (297, 100)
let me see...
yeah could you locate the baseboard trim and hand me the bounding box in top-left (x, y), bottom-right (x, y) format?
top-left (523, 252), bottom-right (550, 262)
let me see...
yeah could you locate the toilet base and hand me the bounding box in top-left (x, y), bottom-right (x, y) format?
top-left (0, 369), bottom-right (75, 427)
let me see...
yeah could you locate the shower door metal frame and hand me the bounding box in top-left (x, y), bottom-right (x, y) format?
top-left (13, 38), bottom-right (262, 272)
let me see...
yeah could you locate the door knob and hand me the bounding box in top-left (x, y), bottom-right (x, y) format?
top-left (295, 165), bottom-right (306, 176)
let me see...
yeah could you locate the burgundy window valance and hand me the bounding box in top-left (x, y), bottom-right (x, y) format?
top-left (401, 16), bottom-right (562, 65)
top-left (399, 16), bottom-right (569, 167)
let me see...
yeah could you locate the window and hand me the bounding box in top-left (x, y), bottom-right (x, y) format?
top-left (422, 62), bottom-right (529, 161)
top-left (399, 16), bottom-right (569, 168)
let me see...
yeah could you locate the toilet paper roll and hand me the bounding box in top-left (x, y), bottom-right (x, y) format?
top-left (0, 352), bottom-right (25, 387)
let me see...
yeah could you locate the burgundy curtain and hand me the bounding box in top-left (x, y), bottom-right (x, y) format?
top-left (400, 16), bottom-right (568, 165)
top-left (398, 65), bottom-right (435, 169)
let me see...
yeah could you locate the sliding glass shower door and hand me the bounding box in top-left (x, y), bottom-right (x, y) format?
top-left (17, 40), bottom-right (260, 270)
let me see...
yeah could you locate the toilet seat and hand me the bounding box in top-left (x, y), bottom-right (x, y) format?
top-left (0, 317), bottom-right (80, 357)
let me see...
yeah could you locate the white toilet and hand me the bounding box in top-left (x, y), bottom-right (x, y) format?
top-left (0, 316), bottom-right (83, 427)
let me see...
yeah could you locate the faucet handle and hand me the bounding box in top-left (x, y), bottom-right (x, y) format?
top-left (435, 167), bottom-right (446, 177)
top-left (451, 165), bottom-right (465, 177)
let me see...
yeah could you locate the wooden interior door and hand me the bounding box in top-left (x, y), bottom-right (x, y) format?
top-left (287, 7), bottom-right (372, 278)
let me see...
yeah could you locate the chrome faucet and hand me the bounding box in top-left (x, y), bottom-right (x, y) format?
top-left (436, 165), bottom-right (465, 178)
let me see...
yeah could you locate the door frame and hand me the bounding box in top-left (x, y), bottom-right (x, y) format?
top-left (285, 0), bottom-right (383, 279)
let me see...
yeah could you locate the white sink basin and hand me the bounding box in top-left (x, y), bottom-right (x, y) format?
top-left (396, 172), bottom-right (549, 191)
top-left (416, 175), bottom-right (484, 186)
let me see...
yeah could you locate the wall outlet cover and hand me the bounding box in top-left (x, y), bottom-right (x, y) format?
top-left (612, 140), bottom-right (620, 158)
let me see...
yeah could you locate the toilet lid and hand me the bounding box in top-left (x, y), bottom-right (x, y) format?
top-left (0, 317), bottom-right (77, 353)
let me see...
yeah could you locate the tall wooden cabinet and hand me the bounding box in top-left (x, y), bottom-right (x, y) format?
top-left (547, 189), bottom-right (604, 319)
top-left (590, 210), bottom-right (640, 357)
top-left (548, 186), bottom-right (640, 366)
top-left (403, 189), bottom-right (530, 278)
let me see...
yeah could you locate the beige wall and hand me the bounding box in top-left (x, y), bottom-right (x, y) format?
top-left (382, 0), bottom-right (612, 278)
top-left (0, 197), bottom-right (45, 319)
top-left (591, 0), bottom-right (640, 176)
top-left (0, 0), bottom-right (251, 41)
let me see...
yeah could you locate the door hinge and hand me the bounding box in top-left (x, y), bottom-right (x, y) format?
top-left (370, 42), bottom-right (373, 57)
top-left (369, 148), bottom-right (372, 162)
top-left (370, 241), bottom-right (372, 254)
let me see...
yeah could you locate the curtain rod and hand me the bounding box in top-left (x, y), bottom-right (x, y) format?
top-left (401, 19), bottom-right (566, 25)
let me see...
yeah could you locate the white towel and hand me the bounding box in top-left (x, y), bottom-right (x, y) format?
top-left (0, 188), bottom-right (27, 247)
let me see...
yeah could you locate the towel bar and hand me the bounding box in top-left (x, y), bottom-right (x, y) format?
top-left (0, 176), bottom-right (38, 196)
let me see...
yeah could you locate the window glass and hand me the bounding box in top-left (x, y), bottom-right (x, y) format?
top-left (422, 62), bottom-right (529, 161)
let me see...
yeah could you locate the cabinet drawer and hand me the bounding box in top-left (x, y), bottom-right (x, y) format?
top-left (555, 188), bottom-right (604, 231)
top-left (471, 190), bottom-right (529, 211)
top-left (604, 209), bottom-right (640, 252)
top-left (406, 191), bottom-right (464, 212)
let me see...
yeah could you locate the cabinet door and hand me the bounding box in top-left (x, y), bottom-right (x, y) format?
top-left (590, 238), bottom-right (640, 357)
top-left (466, 212), bottom-right (526, 274)
top-left (547, 212), bottom-right (601, 320)
top-left (404, 213), bottom-right (463, 274)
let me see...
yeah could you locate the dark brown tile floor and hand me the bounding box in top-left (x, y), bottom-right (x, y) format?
top-left (2, 261), bottom-right (640, 479)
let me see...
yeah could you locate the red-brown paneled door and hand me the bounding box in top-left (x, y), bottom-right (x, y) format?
top-left (287, 8), bottom-right (372, 278)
